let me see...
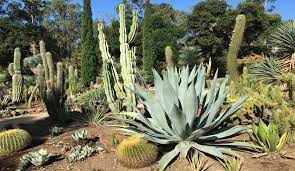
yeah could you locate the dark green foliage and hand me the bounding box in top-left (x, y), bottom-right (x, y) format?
top-left (81, 0), bottom-right (98, 86)
top-left (227, 15), bottom-right (246, 86)
top-left (142, 0), bottom-right (154, 84)
top-left (178, 46), bottom-right (203, 68)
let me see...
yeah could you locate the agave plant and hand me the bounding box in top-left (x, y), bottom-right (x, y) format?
top-left (116, 65), bottom-right (256, 170)
top-left (221, 157), bottom-right (243, 171)
top-left (72, 130), bottom-right (89, 141)
top-left (268, 20), bottom-right (295, 54)
top-left (250, 120), bottom-right (287, 156)
top-left (49, 126), bottom-right (63, 136)
top-left (67, 145), bottom-right (95, 163)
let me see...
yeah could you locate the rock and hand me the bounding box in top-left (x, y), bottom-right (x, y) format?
top-left (10, 110), bottom-right (17, 117)
top-left (15, 109), bottom-right (25, 115)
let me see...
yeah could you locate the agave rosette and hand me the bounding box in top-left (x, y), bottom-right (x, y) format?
top-left (116, 65), bottom-right (256, 170)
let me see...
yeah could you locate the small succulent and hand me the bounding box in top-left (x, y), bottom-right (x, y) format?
top-left (72, 130), bottom-right (89, 141)
top-left (49, 126), bottom-right (63, 136)
top-left (67, 145), bottom-right (95, 163)
top-left (189, 152), bottom-right (211, 171)
top-left (221, 157), bottom-right (243, 171)
top-left (16, 149), bottom-right (51, 171)
top-left (28, 149), bottom-right (51, 166)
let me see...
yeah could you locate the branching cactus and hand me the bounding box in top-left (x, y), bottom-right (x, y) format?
top-left (226, 15), bottom-right (246, 90)
top-left (98, 4), bottom-right (138, 112)
top-left (12, 48), bottom-right (23, 103)
top-left (37, 52), bottom-right (66, 120)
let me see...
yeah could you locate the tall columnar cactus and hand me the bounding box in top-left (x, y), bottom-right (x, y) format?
top-left (37, 52), bottom-right (66, 120)
top-left (165, 46), bottom-right (174, 67)
top-left (98, 4), bottom-right (138, 112)
top-left (39, 41), bottom-right (49, 85)
top-left (12, 48), bottom-right (23, 103)
top-left (68, 65), bottom-right (78, 96)
top-left (0, 129), bottom-right (32, 154)
top-left (226, 15), bottom-right (246, 89)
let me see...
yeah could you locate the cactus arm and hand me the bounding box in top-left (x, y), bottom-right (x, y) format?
top-left (128, 10), bottom-right (139, 44)
top-left (12, 48), bottom-right (23, 103)
top-left (56, 62), bottom-right (63, 101)
top-left (8, 63), bottom-right (14, 76)
top-left (39, 41), bottom-right (49, 84)
top-left (165, 46), bottom-right (174, 67)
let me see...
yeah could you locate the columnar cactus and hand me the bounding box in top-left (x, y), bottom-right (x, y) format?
top-left (116, 135), bottom-right (158, 168)
top-left (0, 129), bottom-right (32, 154)
top-left (37, 50), bottom-right (66, 120)
top-left (8, 63), bottom-right (14, 76)
top-left (12, 48), bottom-right (23, 103)
top-left (68, 65), bottom-right (78, 95)
top-left (165, 46), bottom-right (174, 67)
top-left (226, 15), bottom-right (246, 90)
top-left (98, 4), bottom-right (138, 112)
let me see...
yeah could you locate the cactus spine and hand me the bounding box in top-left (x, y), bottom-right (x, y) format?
top-left (116, 135), bottom-right (158, 168)
top-left (165, 46), bottom-right (174, 67)
top-left (12, 48), bottom-right (23, 103)
top-left (0, 129), bottom-right (32, 154)
top-left (226, 15), bottom-right (246, 90)
top-left (98, 4), bottom-right (138, 112)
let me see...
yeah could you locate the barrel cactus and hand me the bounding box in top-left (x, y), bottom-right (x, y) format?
top-left (116, 135), bottom-right (158, 168)
top-left (0, 129), bottom-right (32, 154)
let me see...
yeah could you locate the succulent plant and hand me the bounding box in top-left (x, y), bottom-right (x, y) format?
top-left (189, 152), bottom-right (211, 171)
top-left (49, 126), bottom-right (63, 136)
top-left (67, 145), bottom-right (95, 163)
top-left (111, 133), bottom-right (120, 148)
top-left (28, 149), bottom-right (51, 166)
top-left (72, 130), bottom-right (89, 141)
top-left (116, 65), bottom-right (256, 170)
top-left (250, 120), bottom-right (287, 154)
top-left (221, 157), bottom-right (243, 171)
top-left (12, 48), bottom-right (23, 103)
top-left (116, 135), bottom-right (158, 168)
top-left (0, 129), bottom-right (32, 154)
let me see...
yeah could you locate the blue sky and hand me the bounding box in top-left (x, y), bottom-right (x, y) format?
top-left (74, 0), bottom-right (294, 21)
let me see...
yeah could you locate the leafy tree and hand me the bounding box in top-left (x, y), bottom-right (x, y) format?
top-left (44, 0), bottom-right (82, 59)
top-left (142, 0), bottom-right (154, 83)
top-left (81, 0), bottom-right (98, 85)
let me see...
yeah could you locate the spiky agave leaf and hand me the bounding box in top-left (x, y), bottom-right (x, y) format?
top-left (115, 65), bottom-right (257, 170)
top-left (268, 20), bottom-right (295, 54)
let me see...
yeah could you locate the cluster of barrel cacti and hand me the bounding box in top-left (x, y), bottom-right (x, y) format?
top-left (37, 41), bottom-right (66, 120)
top-left (226, 14), bottom-right (246, 91)
top-left (0, 129), bottom-right (32, 155)
top-left (8, 48), bottom-right (24, 103)
top-left (116, 135), bottom-right (158, 168)
top-left (98, 4), bottom-right (138, 112)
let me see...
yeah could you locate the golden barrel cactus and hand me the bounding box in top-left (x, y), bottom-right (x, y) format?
top-left (116, 135), bottom-right (158, 168)
top-left (0, 129), bottom-right (32, 154)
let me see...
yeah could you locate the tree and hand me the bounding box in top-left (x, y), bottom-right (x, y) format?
top-left (44, 0), bottom-right (82, 59)
top-left (81, 0), bottom-right (98, 85)
top-left (142, 0), bottom-right (154, 83)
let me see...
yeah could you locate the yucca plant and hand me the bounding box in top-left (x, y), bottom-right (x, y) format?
top-left (250, 120), bottom-right (288, 156)
top-left (268, 20), bottom-right (295, 54)
top-left (116, 65), bottom-right (256, 170)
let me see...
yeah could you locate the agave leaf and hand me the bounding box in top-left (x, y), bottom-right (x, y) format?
top-left (183, 81), bottom-right (197, 128)
top-left (257, 120), bottom-right (268, 146)
top-left (191, 142), bottom-right (225, 159)
top-left (169, 104), bottom-right (188, 139)
top-left (267, 123), bottom-right (278, 152)
top-left (276, 132), bottom-right (287, 151)
top-left (198, 125), bottom-right (248, 141)
top-left (209, 141), bottom-right (262, 150)
top-left (158, 144), bottom-right (180, 171)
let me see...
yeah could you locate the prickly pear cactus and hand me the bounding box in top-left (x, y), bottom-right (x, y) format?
top-left (0, 129), bottom-right (32, 154)
top-left (116, 135), bottom-right (158, 168)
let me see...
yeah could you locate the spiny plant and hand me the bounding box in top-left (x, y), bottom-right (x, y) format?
top-left (0, 129), bottom-right (32, 154)
top-left (221, 157), bottom-right (243, 171)
top-left (27, 149), bottom-right (51, 166)
top-left (98, 3), bottom-right (138, 112)
top-left (49, 126), bottom-right (63, 136)
top-left (226, 14), bottom-right (246, 91)
top-left (67, 145), bottom-right (95, 163)
top-left (68, 65), bottom-right (79, 96)
top-left (111, 133), bottom-right (120, 148)
top-left (250, 120), bottom-right (287, 157)
top-left (116, 65), bottom-right (256, 170)
top-left (11, 48), bottom-right (24, 103)
top-left (72, 130), bottom-right (89, 141)
top-left (165, 46), bottom-right (175, 67)
top-left (37, 42), bottom-right (68, 122)
top-left (188, 152), bottom-right (211, 171)
top-left (268, 20), bottom-right (295, 54)
top-left (116, 135), bottom-right (158, 168)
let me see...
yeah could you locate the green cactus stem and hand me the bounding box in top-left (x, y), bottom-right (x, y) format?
top-left (226, 14), bottom-right (246, 92)
top-left (165, 46), bottom-right (174, 67)
top-left (12, 48), bottom-right (23, 103)
top-left (0, 129), bottom-right (32, 154)
top-left (8, 63), bottom-right (14, 76)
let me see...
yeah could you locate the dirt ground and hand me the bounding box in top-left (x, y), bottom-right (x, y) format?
top-left (0, 112), bottom-right (295, 171)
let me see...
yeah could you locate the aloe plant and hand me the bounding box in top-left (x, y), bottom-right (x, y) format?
top-left (250, 120), bottom-right (287, 155)
top-left (116, 65), bottom-right (256, 170)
